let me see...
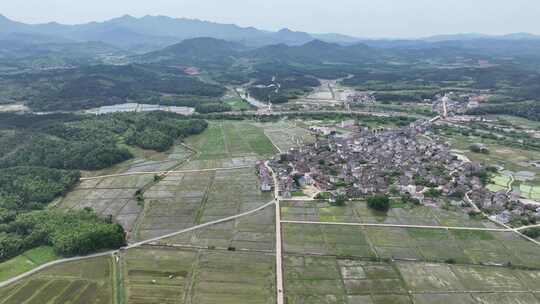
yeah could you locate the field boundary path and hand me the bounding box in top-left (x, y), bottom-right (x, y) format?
top-left (280, 220), bottom-right (514, 232)
top-left (79, 165), bottom-right (251, 181)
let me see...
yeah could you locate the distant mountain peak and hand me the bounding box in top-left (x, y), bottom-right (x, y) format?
top-left (304, 39), bottom-right (337, 47)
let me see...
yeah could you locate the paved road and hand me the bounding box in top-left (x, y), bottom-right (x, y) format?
top-left (265, 161), bottom-right (284, 304)
top-left (280, 220), bottom-right (512, 232)
top-left (80, 166), bottom-right (251, 181)
top-left (515, 224), bottom-right (540, 231)
top-left (0, 200), bottom-right (276, 289)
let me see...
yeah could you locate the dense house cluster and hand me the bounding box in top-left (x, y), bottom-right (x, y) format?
top-left (266, 120), bottom-right (538, 224)
top-left (271, 121), bottom-right (458, 199)
top-left (473, 188), bottom-right (540, 225)
top-left (346, 92), bottom-right (376, 103)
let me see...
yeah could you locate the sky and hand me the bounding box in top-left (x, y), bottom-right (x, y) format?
top-left (2, 0), bottom-right (540, 38)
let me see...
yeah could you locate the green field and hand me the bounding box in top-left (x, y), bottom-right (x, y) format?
top-left (0, 256), bottom-right (114, 304)
top-left (519, 183), bottom-right (540, 200)
top-left (279, 200), bottom-right (540, 266)
top-left (224, 97), bottom-right (253, 111)
top-left (281, 200), bottom-right (498, 228)
top-left (0, 247), bottom-right (58, 282)
top-left (185, 121), bottom-right (278, 161)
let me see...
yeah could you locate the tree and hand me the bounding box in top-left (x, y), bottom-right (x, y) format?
top-left (367, 195), bottom-right (391, 212)
top-left (333, 194), bottom-right (347, 207)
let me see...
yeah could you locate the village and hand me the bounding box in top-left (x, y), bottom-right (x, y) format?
top-left (258, 116), bottom-right (540, 227)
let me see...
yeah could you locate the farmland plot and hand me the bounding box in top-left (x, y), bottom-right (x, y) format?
top-left (134, 167), bottom-right (272, 241)
top-left (281, 200), bottom-right (500, 228)
top-left (159, 204), bottom-right (275, 251)
top-left (0, 256), bottom-right (113, 304)
top-left (284, 255), bottom-right (411, 304)
top-left (122, 247), bottom-right (275, 304)
top-left (185, 121), bottom-right (277, 162)
top-left (260, 121), bottom-right (315, 152)
top-left (283, 222), bottom-right (540, 268)
top-left (56, 143), bottom-right (194, 236)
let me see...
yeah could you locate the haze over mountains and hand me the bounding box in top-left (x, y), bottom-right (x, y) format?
top-left (1, 14), bottom-right (540, 53)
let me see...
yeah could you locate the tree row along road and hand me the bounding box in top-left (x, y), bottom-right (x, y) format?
top-left (0, 200), bottom-right (276, 289)
top-left (80, 165), bottom-right (252, 181)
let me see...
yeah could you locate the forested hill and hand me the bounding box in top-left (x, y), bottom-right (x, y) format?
top-left (0, 64), bottom-right (226, 111)
top-left (0, 112), bottom-right (208, 262)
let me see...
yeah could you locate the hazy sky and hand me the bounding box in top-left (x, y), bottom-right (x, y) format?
top-left (2, 0), bottom-right (540, 38)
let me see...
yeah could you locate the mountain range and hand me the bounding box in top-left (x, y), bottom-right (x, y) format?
top-left (2, 14), bottom-right (539, 53)
top-left (0, 14), bottom-right (361, 51)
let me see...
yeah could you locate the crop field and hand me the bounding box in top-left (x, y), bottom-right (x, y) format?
top-left (185, 121), bottom-right (277, 161)
top-left (281, 200), bottom-right (500, 228)
top-left (223, 97), bottom-right (253, 111)
top-left (82, 143), bottom-right (192, 178)
top-left (56, 175), bottom-right (145, 236)
top-left (56, 143), bottom-right (194, 236)
top-left (283, 255), bottom-right (540, 304)
top-left (0, 247), bottom-right (58, 282)
top-left (260, 121), bottom-right (316, 152)
top-left (159, 204), bottom-right (275, 251)
top-left (122, 247), bottom-right (275, 304)
top-left (447, 133), bottom-right (540, 175)
top-left (401, 262), bottom-right (540, 304)
top-left (0, 256), bottom-right (113, 304)
top-left (487, 173), bottom-right (511, 193)
top-left (282, 221), bottom-right (540, 268)
top-left (519, 183), bottom-right (540, 200)
top-left (134, 167), bottom-right (272, 241)
top-left (283, 255), bottom-right (410, 304)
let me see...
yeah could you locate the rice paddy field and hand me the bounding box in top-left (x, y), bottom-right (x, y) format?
top-left (121, 247), bottom-right (275, 304)
top-left (281, 200), bottom-right (500, 228)
top-left (0, 256), bottom-right (114, 304)
top-left (283, 221), bottom-right (540, 268)
top-left (281, 200), bottom-right (540, 268)
top-left (133, 167), bottom-right (272, 241)
top-left (284, 255), bottom-right (540, 304)
top-left (158, 204), bottom-right (275, 252)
